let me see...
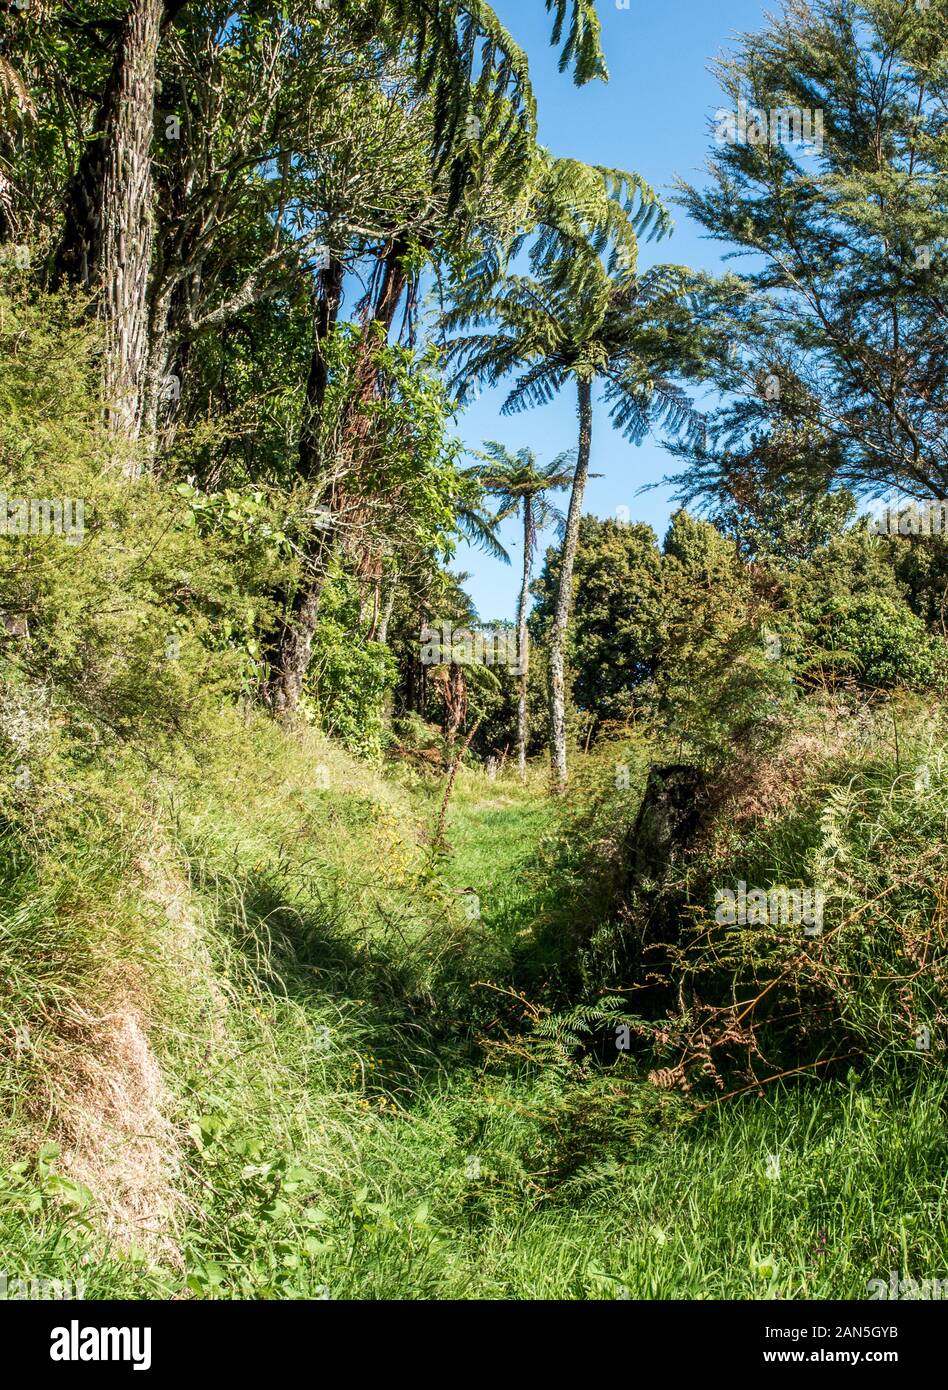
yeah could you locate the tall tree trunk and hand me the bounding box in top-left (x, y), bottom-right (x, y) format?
top-left (300, 256), bottom-right (346, 473)
top-left (266, 257), bottom-right (344, 714)
top-left (267, 238), bottom-right (406, 716)
top-left (343, 234), bottom-right (409, 451)
top-left (517, 496), bottom-right (534, 782)
top-left (102, 0), bottom-right (163, 457)
top-left (267, 535), bottom-right (333, 716)
top-left (549, 377), bottom-right (593, 794)
top-left (54, 0), bottom-right (171, 464)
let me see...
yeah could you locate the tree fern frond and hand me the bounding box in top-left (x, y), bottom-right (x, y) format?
top-left (544, 0), bottom-right (608, 85)
top-left (455, 503), bottom-right (512, 561)
top-left (502, 361), bottom-right (567, 413)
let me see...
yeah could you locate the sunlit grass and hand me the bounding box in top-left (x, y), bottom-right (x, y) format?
top-left (2, 716), bottom-right (946, 1299)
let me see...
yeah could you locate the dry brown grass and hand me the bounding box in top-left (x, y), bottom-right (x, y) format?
top-left (24, 845), bottom-right (228, 1265)
top-left (712, 699), bottom-right (877, 832)
top-left (52, 990), bottom-right (181, 1261)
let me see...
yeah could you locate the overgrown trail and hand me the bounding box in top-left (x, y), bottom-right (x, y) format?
top-left (438, 777), bottom-right (557, 931)
top-left (4, 724), bottom-right (948, 1300)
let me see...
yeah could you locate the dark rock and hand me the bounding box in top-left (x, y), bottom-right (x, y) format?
top-left (1, 613), bottom-right (29, 638)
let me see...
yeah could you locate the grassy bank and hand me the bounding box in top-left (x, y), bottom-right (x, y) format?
top-left (1, 707), bottom-right (946, 1299)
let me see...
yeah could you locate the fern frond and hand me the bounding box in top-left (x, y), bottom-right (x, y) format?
top-left (544, 0), bottom-right (609, 85)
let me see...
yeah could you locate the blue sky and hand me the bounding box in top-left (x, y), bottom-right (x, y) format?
top-left (453, 0), bottom-right (771, 622)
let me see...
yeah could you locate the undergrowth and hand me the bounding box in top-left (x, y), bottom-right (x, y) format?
top-left (2, 702), bottom-right (947, 1298)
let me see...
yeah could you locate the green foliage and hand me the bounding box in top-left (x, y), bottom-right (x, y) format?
top-left (703, 469), bottom-right (858, 570)
top-left (543, 0), bottom-right (608, 85)
top-left (532, 509), bottom-right (788, 761)
top-left (785, 526), bottom-right (948, 692)
top-left (6, 0), bottom-right (948, 1312)
top-left (656, 511), bottom-right (789, 762)
top-left (582, 699), bottom-right (948, 1091)
top-left (892, 531), bottom-right (948, 632)
top-left (674, 0), bottom-right (948, 502)
top-left (471, 441), bottom-right (572, 538)
top-left (308, 576), bottom-right (397, 760)
top-left (321, 325), bottom-right (464, 558)
top-left (533, 516), bottom-right (663, 723)
top-left (4, 665), bottom-right (948, 1298)
top-left (823, 593), bottom-right (948, 691)
top-left (446, 255), bottom-right (710, 444)
top-left (0, 283), bottom-right (286, 758)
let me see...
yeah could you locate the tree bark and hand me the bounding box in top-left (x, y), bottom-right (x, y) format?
top-left (517, 495), bottom-right (534, 782)
top-left (266, 257), bottom-right (344, 714)
top-left (266, 538), bottom-right (333, 716)
top-left (54, 0), bottom-right (171, 462)
top-left (301, 256), bottom-right (346, 473)
top-left (266, 227), bottom-right (414, 716)
top-left (549, 377), bottom-right (593, 794)
top-left (267, 238), bottom-right (406, 716)
top-left (102, 0), bottom-right (163, 455)
top-left (377, 572), bottom-right (399, 646)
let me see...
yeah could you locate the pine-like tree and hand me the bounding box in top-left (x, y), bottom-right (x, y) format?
top-left (675, 0), bottom-right (948, 507)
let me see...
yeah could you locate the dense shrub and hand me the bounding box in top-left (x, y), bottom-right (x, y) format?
top-left (0, 281), bottom-right (291, 764)
top-left (308, 576), bottom-right (397, 760)
top-left (577, 702), bottom-right (948, 1091)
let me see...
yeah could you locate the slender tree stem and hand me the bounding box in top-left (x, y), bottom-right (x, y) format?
top-left (517, 496), bottom-right (534, 781)
top-left (434, 718), bottom-right (481, 852)
top-left (549, 377), bottom-right (593, 794)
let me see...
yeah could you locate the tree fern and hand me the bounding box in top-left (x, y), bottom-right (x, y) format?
top-left (544, 0), bottom-right (608, 85)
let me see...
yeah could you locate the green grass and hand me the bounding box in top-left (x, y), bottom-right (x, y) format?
top-left (1, 712), bottom-right (947, 1300)
top-left (342, 1066), bottom-right (948, 1300)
